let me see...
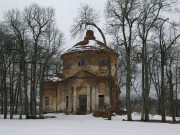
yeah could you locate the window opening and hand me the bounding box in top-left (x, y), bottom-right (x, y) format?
top-left (98, 95), bottom-right (104, 107)
top-left (78, 59), bottom-right (88, 66)
top-left (100, 59), bottom-right (108, 66)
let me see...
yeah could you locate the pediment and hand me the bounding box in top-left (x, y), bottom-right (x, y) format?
top-left (67, 71), bottom-right (96, 79)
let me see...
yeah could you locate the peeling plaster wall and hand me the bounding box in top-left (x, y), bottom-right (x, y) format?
top-left (62, 51), bottom-right (118, 79)
top-left (42, 77), bottom-right (118, 113)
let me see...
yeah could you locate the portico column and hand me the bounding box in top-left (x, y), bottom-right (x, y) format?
top-left (73, 87), bottom-right (77, 113)
top-left (87, 86), bottom-right (91, 113)
top-left (68, 88), bottom-right (72, 112)
top-left (92, 86), bottom-right (96, 111)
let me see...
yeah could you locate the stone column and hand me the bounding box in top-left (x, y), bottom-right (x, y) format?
top-left (73, 87), bottom-right (77, 113)
top-left (106, 95), bottom-right (110, 107)
top-left (87, 86), bottom-right (91, 113)
top-left (91, 86), bottom-right (96, 111)
top-left (54, 88), bottom-right (57, 112)
top-left (68, 88), bottom-right (72, 112)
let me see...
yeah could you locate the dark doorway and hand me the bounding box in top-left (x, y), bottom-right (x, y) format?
top-left (45, 97), bottom-right (49, 110)
top-left (98, 95), bottom-right (104, 107)
top-left (79, 95), bottom-right (87, 114)
top-left (66, 96), bottom-right (69, 110)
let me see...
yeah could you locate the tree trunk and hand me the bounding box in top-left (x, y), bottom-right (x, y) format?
top-left (21, 44), bottom-right (29, 119)
top-left (31, 42), bottom-right (38, 119)
top-left (168, 69), bottom-right (176, 122)
top-left (3, 71), bottom-right (7, 119)
top-left (141, 54), bottom-right (145, 120)
top-left (19, 75), bottom-right (22, 119)
top-left (39, 64), bottom-right (45, 119)
top-left (10, 63), bottom-right (15, 119)
top-left (126, 49), bottom-right (132, 121)
top-left (0, 71), bottom-right (4, 114)
top-left (144, 42), bottom-right (149, 121)
top-left (175, 65), bottom-right (178, 117)
top-left (23, 67), bottom-right (29, 119)
top-left (161, 60), bottom-right (166, 122)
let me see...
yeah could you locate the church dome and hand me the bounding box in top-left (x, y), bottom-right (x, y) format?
top-left (61, 30), bottom-right (118, 78)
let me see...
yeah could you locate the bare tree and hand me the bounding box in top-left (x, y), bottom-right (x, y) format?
top-left (38, 23), bottom-right (64, 118)
top-left (155, 19), bottom-right (180, 121)
top-left (166, 52), bottom-right (176, 122)
top-left (0, 25), bottom-right (17, 119)
top-left (23, 3), bottom-right (56, 118)
top-left (174, 49), bottom-right (180, 117)
top-left (150, 45), bottom-right (161, 114)
top-left (137, 0), bottom-right (164, 121)
top-left (106, 0), bottom-right (140, 121)
top-left (136, 0), bottom-right (179, 121)
top-left (5, 8), bottom-right (30, 119)
top-left (0, 3), bottom-right (64, 119)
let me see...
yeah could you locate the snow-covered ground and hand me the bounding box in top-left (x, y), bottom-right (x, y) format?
top-left (0, 113), bottom-right (179, 135)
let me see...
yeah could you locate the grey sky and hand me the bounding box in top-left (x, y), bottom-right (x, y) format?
top-left (0, 0), bottom-right (179, 49)
top-left (0, 0), bottom-right (106, 49)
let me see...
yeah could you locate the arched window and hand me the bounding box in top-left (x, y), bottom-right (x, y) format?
top-left (78, 58), bottom-right (88, 66)
top-left (100, 59), bottom-right (108, 66)
top-left (63, 61), bottom-right (69, 69)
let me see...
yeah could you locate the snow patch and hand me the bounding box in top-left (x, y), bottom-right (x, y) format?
top-left (0, 114), bottom-right (179, 135)
top-left (48, 77), bottom-right (63, 82)
top-left (66, 40), bottom-right (106, 53)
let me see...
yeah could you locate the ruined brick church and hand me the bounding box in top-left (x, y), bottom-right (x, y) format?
top-left (42, 30), bottom-right (120, 114)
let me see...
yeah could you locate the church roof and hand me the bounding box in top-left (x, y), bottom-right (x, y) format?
top-left (65, 39), bottom-right (106, 53)
top-left (67, 70), bottom-right (97, 79)
top-left (63, 30), bottom-right (116, 55)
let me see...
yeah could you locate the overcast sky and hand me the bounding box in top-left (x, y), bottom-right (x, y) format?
top-left (0, 0), bottom-right (180, 49)
top-left (0, 0), bottom-right (106, 49)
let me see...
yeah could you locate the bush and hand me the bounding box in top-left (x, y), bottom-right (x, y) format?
top-left (93, 111), bottom-right (108, 118)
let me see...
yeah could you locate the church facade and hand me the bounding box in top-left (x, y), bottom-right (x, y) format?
top-left (42, 30), bottom-right (120, 114)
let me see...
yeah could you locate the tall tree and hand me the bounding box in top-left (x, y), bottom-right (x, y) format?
top-left (0, 3), bottom-right (64, 119)
top-left (155, 19), bottom-right (180, 121)
top-left (137, 0), bottom-right (164, 121)
top-left (167, 54), bottom-right (175, 122)
top-left (0, 25), bottom-right (16, 119)
top-left (23, 3), bottom-right (56, 118)
top-left (5, 8), bottom-right (29, 119)
top-left (106, 0), bottom-right (140, 121)
top-left (38, 23), bottom-right (64, 118)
